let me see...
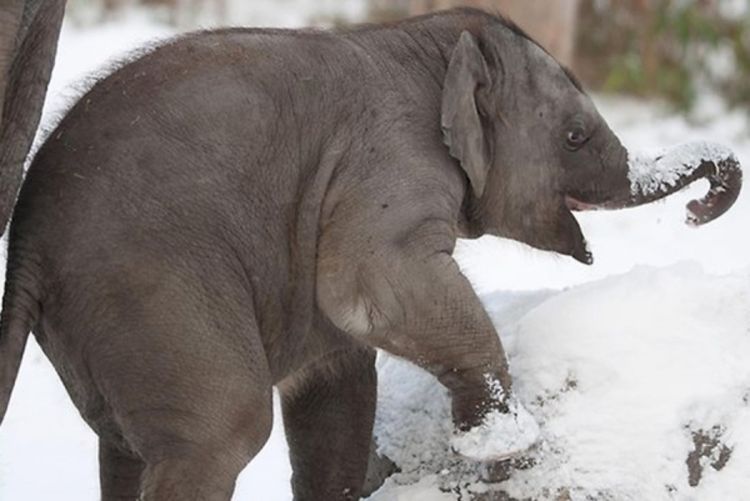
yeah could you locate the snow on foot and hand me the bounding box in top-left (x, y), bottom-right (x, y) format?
top-left (451, 397), bottom-right (540, 462)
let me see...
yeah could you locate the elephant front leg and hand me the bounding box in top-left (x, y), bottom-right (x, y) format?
top-left (318, 250), bottom-right (539, 461)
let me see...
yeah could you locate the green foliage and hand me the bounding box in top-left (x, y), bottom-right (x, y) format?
top-left (576, 0), bottom-right (750, 112)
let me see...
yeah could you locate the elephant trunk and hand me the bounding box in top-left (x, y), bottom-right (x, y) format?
top-left (622, 142), bottom-right (742, 225)
top-left (568, 141), bottom-right (743, 227)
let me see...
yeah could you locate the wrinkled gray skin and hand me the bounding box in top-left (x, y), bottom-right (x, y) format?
top-left (0, 8), bottom-right (740, 501)
top-left (0, 0), bottom-right (65, 233)
top-left (0, 0), bottom-right (65, 467)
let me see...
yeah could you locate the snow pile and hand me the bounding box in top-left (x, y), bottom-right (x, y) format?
top-left (371, 264), bottom-right (750, 500)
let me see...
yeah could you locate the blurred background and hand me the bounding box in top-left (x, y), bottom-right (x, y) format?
top-left (63, 0), bottom-right (750, 117)
top-left (3, 2), bottom-right (750, 500)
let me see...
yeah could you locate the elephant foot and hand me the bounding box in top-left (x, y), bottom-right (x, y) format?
top-left (451, 397), bottom-right (540, 462)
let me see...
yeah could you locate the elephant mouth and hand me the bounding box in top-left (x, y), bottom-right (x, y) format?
top-left (564, 194), bottom-right (604, 212)
top-left (557, 195), bottom-right (594, 265)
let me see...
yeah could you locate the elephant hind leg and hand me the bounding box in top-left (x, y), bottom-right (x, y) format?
top-left (81, 275), bottom-right (274, 501)
top-left (99, 439), bottom-right (145, 501)
top-left (115, 335), bottom-right (273, 501)
top-left (134, 378), bottom-right (273, 501)
top-left (140, 452), bottom-right (249, 501)
top-left (120, 353), bottom-right (273, 501)
top-left (279, 345), bottom-right (378, 501)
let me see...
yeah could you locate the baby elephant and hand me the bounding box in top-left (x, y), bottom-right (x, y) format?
top-left (0, 7), bottom-right (740, 501)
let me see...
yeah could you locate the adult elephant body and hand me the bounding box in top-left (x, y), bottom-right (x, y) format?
top-left (0, 8), bottom-right (741, 501)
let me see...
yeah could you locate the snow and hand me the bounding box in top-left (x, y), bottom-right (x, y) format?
top-left (1, 9), bottom-right (750, 501)
top-left (450, 390), bottom-right (540, 462)
top-left (374, 265), bottom-right (750, 500)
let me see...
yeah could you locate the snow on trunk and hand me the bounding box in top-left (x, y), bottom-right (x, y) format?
top-left (627, 142), bottom-right (736, 197)
top-left (626, 141), bottom-right (742, 226)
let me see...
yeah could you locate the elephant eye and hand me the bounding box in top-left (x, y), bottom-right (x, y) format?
top-left (565, 122), bottom-right (588, 151)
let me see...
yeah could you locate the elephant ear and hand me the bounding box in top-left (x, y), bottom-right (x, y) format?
top-left (441, 31), bottom-right (492, 199)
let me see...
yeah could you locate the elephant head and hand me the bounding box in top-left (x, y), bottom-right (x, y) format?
top-left (442, 27), bottom-right (742, 264)
top-left (0, 0), bottom-right (66, 233)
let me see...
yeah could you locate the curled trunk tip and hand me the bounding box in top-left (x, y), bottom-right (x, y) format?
top-left (686, 155), bottom-right (742, 226)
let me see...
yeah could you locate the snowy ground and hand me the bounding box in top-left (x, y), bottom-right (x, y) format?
top-left (1, 10), bottom-right (750, 501)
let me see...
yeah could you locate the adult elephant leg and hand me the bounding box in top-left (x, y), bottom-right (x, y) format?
top-left (0, 0), bottom-right (66, 233)
top-left (0, 2), bottom-right (24, 111)
top-left (99, 439), bottom-right (145, 501)
top-left (279, 345), bottom-right (377, 501)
